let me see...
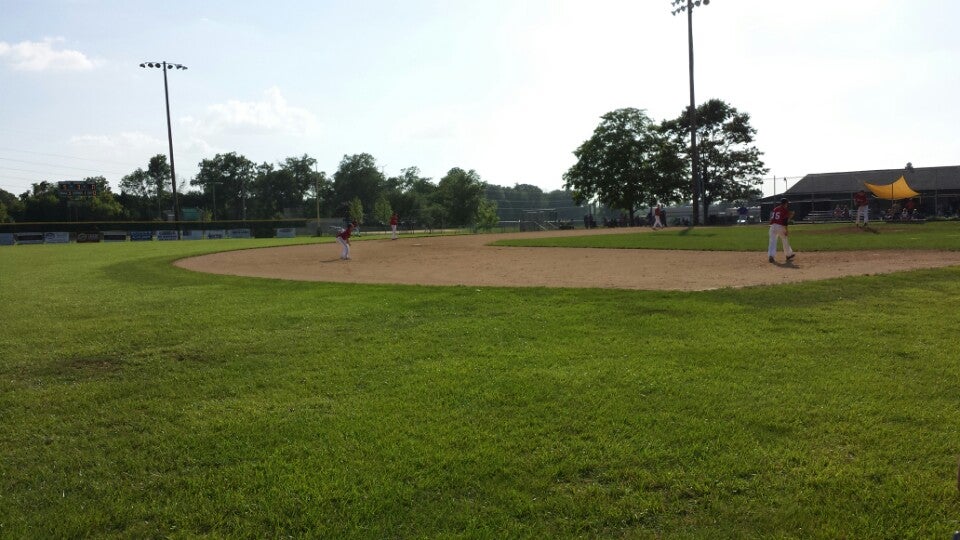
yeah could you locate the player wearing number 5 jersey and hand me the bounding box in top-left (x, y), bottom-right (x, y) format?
top-left (768, 198), bottom-right (796, 263)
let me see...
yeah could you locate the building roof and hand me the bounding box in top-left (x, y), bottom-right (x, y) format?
top-left (784, 165), bottom-right (960, 196)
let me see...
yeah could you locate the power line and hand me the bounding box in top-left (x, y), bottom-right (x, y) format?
top-left (0, 158), bottom-right (129, 176)
top-left (0, 146), bottom-right (144, 168)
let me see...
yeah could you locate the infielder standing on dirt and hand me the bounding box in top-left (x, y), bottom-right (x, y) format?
top-left (390, 212), bottom-right (399, 240)
top-left (768, 198), bottom-right (796, 263)
top-left (336, 221), bottom-right (355, 260)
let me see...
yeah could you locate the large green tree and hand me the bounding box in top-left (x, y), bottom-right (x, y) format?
top-left (121, 154), bottom-right (171, 220)
top-left (475, 198), bottom-right (499, 231)
top-left (19, 182), bottom-right (61, 222)
top-left (311, 170), bottom-right (334, 219)
top-left (249, 156), bottom-right (316, 219)
top-left (662, 99), bottom-right (768, 223)
top-left (435, 167), bottom-right (485, 227)
top-left (385, 167), bottom-right (433, 223)
top-left (0, 187), bottom-right (23, 222)
top-left (563, 108), bottom-right (686, 221)
top-left (82, 176), bottom-right (127, 221)
top-left (372, 195), bottom-right (392, 226)
top-left (332, 153), bottom-right (384, 216)
top-left (0, 188), bottom-right (19, 223)
top-left (147, 155), bottom-right (172, 218)
top-left (193, 152), bottom-right (256, 220)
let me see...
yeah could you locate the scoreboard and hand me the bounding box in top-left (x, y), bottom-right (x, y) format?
top-left (58, 181), bottom-right (98, 198)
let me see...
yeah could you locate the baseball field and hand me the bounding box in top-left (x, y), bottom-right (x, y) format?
top-left (2, 222), bottom-right (959, 537)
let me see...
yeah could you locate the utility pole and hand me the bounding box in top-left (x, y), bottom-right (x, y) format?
top-left (671, 0), bottom-right (710, 225)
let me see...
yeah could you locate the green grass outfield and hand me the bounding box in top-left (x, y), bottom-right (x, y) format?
top-left (495, 221), bottom-right (960, 251)
top-left (2, 224), bottom-right (960, 538)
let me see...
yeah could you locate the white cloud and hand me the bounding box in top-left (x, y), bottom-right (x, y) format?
top-left (69, 131), bottom-right (163, 150)
top-left (0, 38), bottom-right (96, 71)
top-left (391, 105), bottom-right (469, 142)
top-left (68, 132), bottom-right (167, 167)
top-left (186, 87), bottom-right (318, 137)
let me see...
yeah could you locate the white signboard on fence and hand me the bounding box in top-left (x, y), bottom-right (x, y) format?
top-left (205, 229), bottom-right (226, 239)
top-left (181, 230), bottom-right (203, 240)
top-left (43, 232), bottom-right (70, 244)
top-left (275, 227), bottom-right (296, 238)
top-left (228, 228), bottom-right (251, 239)
top-left (130, 231), bottom-right (153, 241)
top-left (157, 230), bottom-right (178, 241)
top-left (0, 233), bottom-right (14, 245)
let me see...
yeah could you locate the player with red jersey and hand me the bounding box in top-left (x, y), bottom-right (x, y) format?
top-left (853, 189), bottom-right (870, 227)
top-left (390, 212), bottom-right (399, 240)
top-left (768, 198), bottom-right (795, 263)
top-left (336, 222), bottom-right (355, 260)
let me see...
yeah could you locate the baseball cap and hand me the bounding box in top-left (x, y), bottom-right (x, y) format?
top-left (780, 198), bottom-right (789, 204)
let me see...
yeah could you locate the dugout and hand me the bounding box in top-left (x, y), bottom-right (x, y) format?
top-left (759, 165), bottom-right (960, 221)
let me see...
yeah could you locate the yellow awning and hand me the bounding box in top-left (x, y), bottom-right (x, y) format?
top-left (863, 176), bottom-right (920, 200)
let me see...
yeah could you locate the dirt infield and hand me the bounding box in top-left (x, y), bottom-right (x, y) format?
top-left (174, 227), bottom-right (960, 291)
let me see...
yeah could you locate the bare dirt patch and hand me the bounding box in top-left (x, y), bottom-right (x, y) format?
top-left (174, 227), bottom-right (960, 291)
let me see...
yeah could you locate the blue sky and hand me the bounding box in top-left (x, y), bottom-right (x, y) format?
top-left (2, 0), bottom-right (958, 199)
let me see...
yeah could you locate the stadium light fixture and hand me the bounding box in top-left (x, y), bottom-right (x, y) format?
top-left (140, 60), bottom-right (187, 230)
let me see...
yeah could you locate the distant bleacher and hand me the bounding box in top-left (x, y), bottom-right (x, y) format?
top-left (803, 211), bottom-right (851, 223)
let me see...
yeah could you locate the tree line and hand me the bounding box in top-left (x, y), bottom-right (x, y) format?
top-left (0, 152), bottom-right (579, 229)
top-left (563, 99), bottom-right (768, 224)
top-left (1, 98), bottom-right (767, 227)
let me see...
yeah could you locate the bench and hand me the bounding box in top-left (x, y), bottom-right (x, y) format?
top-left (803, 211), bottom-right (851, 223)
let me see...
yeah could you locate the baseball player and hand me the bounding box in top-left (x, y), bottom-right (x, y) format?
top-left (854, 189), bottom-right (869, 227)
top-left (390, 212), bottom-right (399, 240)
top-left (336, 221), bottom-right (355, 260)
top-left (768, 198), bottom-right (796, 263)
top-left (653, 204), bottom-right (664, 230)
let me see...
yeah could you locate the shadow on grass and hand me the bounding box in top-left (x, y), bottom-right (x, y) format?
top-left (100, 255), bottom-right (226, 288)
top-left (701, 265), bottom-right (960, 309)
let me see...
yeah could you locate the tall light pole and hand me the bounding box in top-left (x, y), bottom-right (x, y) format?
top-left (140, 61), bottom-right (187, 227)
top-left (671, 0), bottom-right (710, 225)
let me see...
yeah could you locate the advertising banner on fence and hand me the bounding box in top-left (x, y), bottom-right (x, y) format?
top-left (0, 233), bottom-right (14, 245)
top-left (14, 232), bottom-right (44, 244)
top-left (205, 229), bottom-right (226, 239)
top-left (275, 227), bottom-right (296, 238)
top-left (102, 231), bottom-right (126, 242)
top-left (228, 228), bottom-right (251, 239)
top-left (157, 230), bottom-right (178, 241)
top-left (76, 232), bottom-right (102, 243)
top-left (43, 232), bottom-right (70, 244)
top-left (130, 231), bottom-right (153, 241)
top-left (181, 230), bottom-right (203, 240)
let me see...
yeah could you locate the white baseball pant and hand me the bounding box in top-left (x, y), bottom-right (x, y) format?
top-left (336, 237), bottom-right (350, 259)
top-left (768, 224), bottom-right (794, 258)
top-left (856, 205), bottom-right (869, 226)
